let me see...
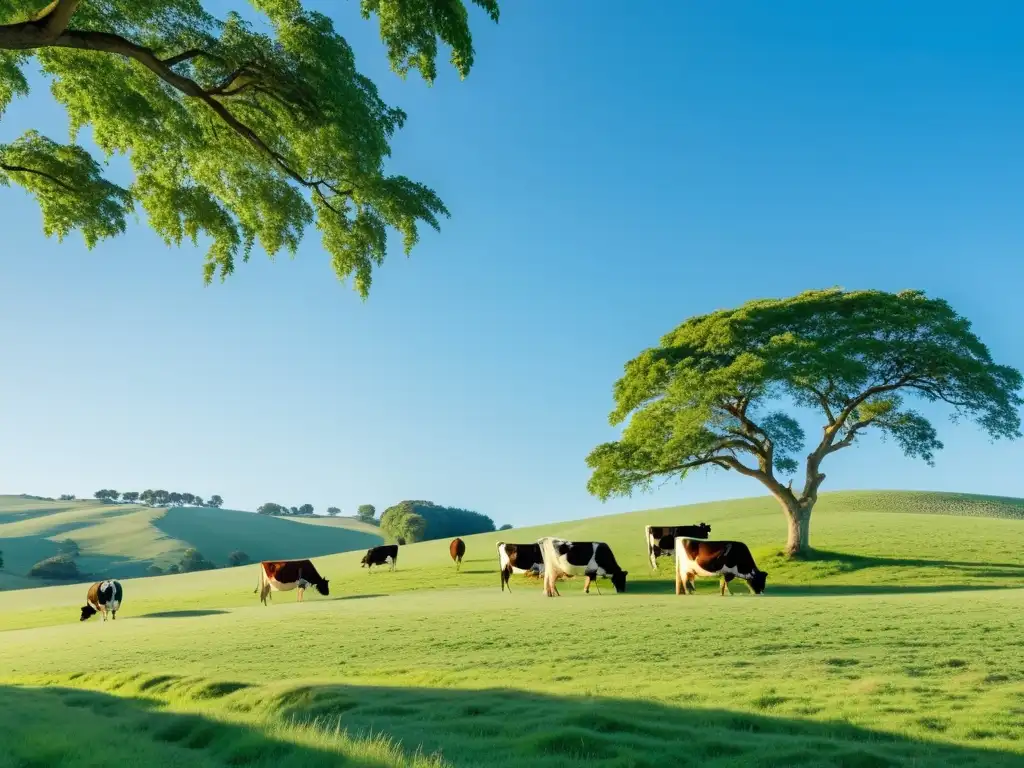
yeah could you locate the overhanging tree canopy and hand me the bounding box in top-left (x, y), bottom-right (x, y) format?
top-left (586, 289), bottom-right (1022, 556)
top-left (0, 0), bottom-right (498, 294)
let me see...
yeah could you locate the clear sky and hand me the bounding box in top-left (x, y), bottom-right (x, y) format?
top-left (2, 1), bottom-right (1022, 525)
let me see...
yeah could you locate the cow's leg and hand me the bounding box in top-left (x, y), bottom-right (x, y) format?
top-left (297, 587), bottom-right (304, 602)
top-left (583, 574), bottom-right (591, 594)
top-left (675, 566), bottom-right (683, 595)
top-left (687, 575), bottom-right (696, 594)
top-left (721, 574), bottom-right (734, 596)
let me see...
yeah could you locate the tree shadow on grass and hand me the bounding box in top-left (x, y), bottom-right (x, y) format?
top-left (8, 679), bottom-right (1023, 767)
top-left (137, 610), bottom-right (230, 619)
top-left (798, 549), bottom-right (1024, 573)
top-left (0, 684), bottom-right (424, 768)
top-left (767, 584), bottom-right (1012, 597)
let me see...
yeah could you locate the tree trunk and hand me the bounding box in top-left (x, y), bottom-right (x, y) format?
top-left (783, 500), bottom-right (814, 557)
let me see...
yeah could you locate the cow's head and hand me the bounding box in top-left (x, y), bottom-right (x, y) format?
top-left (749, 570), bottom-right (768, 594)
top-left (80, 605), bottom-right (97, 621)
top-left (360, 550), bottom-right (372, 567)
top-left (699, 522), bottom-right (711, 536)
top-left (611, 571), bottom-right (628, 593)
top-left (315, 578), bottom-right (330, 596)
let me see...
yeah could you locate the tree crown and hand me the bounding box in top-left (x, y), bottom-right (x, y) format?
top-left (0, 0), bottom-right (498, 294)
top-left (588, 289), bottom-right (1022, 501)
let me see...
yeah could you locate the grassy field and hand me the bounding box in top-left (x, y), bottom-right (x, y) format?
top-left (1, 490), bottom-right (1022, 766)
top-left (0, 496), bottom-right (383, 589)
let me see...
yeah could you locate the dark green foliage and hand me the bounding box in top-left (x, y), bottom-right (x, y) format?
top-left (498, 523), bottom-right (513, 531)
top-left (380, 500), bottom-right (494, 543)
top-left (166, 564), bottom-right (180, 574)
top-left (178, 548), bottom-right (216, 573)
top-left (28, 554), bottom-right (80, 579)
top-left (208, 496), bottom-right (223, 509)
top-left (588, 289), bottom-right (1023, 555)
top-left (0, 0), bottom-right (499, 293)
top-left (356, 504), bottom-right (377, 524)
top-left (57, 539), bottom-right (80, 557)
top-left (226, 550), bottom-right (250, 567)
top-left (93, 489), bottom-right (119, 502)
top-left (145, 564), bottom-right (164, 576)
top-left (297, 504), bottom-right (314, 516)
top-left (256, 502), bottom-right (288, 516)
top-left (58, 494), bottom-right (75, 501)
top-left (121, 491), bottom-right (139, 504)
top-left (0, 550), bottom-right (4, 570)
top-left (326, 506), bottom-right (341, 517)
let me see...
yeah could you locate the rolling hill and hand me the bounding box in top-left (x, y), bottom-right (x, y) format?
top-left (0, 489), bottom-right (1022, 767)
top-left (0, 496), bottom-right (383, 589)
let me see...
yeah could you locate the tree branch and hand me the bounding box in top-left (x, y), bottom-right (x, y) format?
top-left (0, 27), bottom-right (355, 212)
top-left (32, 0), bottom-right (81, 41)
top-left (0, 160), bottom-right (76, 192)
top-left (825, 418), bottom-right (876, 455)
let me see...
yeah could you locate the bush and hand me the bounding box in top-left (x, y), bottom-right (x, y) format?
top-left (167, 564), bottom-right (180, 574)
top-left (57, 539), bottom-right (80, 557)
top-left (499, 523), bottom-right (513, 531)
top-left (227, 550), bottom-right (250, 567)
top-left (381, 500), bottom-right (495, 542)
top-left (59, 494), bottom-right (76, 501)
top-left (179, 548), bottom-right (217, 573)
top-left (145, 565), bottom-right (164, 576)
top-left (28, 555), bottom-right (80, 580)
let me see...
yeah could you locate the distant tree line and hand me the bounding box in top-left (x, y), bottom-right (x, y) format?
top-left (380, 501), bottom-right (495, 544)
top-left (255, 503), bottom-right (378, 523)
top-left (93, 489), bottom-right (223, 508)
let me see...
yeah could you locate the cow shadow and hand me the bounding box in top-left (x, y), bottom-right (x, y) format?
top-left (329, 594), bottom-right (386, 602)
top-left (137, 610), bottom-right (229, 619)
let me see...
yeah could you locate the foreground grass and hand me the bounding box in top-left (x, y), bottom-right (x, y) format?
top-left (2, 587), bottom-right (1023, 766)
top-left (2, 490), bottom-right (1022, 766)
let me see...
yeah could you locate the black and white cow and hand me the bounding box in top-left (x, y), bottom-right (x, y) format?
top-left (538, 537), bottom-right (627, 596)
top-left (674, 537), bottom-right (768, 596)
top-left (361, 544), bottom-right (398, 572)
top-left (644, 523), bottom-right (712, 569)
top-left (80, 580), bottom-right (123, 622)
top-left (497, 542), bottom-right (545, 591)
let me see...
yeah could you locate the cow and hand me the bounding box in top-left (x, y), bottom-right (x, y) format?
top-left (254, 559), bottom-right (330, 605)
top-left (450, 537), bottom-right (466, 570)
top-left (674, 537), bottom-right (768, 596)
top-left (645, 523), bottom-right (712, 570)
top-left (497, 541), bottom-right (545, 592)
top-left (361, 544), bottom-right (398, 572)
top-left (80, 580), bottom-right (123, 622)
top-left (538, 537), bottom-right (627, 596)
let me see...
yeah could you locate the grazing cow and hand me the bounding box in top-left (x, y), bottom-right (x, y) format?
top-left (497, 542), bottom-right (545, 591)
top-left (538, 537), bottom-right (628, 596)
top-left (450, 537), bottom-right (466, 570)
top-left (361, 544), bottom-right (398, 572)
top-left (80, 580), bottom-right (123, 622)
top-left (674, 537), bottom-right (768, 596)
top-left (254, 559), bottom-right (330, 605)
top-left (645, 523), bottom-right (712, 569)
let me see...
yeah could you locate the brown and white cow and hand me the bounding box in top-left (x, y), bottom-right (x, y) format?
top-left (254, 559), bottom-right (330, 605)
top-left (361, 544), bottom-right (398, 572)
top-left (450, 537), bottom-right (466, 570)
top-left (674, 537), bottom-right (767, 596)
top-left (538, 537), bottom-right (627, 596)
top-left (80, 580), bottom-right (123, 622)
top-left (497, 541), bottom-right (545, 591)
top-left (645, 523), bottom-right (712, 569)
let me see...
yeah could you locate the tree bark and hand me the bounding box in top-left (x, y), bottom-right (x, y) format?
top-left (782, 498), bottom-right (814, 557)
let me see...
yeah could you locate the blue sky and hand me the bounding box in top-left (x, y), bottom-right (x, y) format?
top-left (1, 1), bottom-right (1022, 525)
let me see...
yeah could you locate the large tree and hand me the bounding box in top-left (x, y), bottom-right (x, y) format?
top-left (587, 289), bottom-right (1022, 557)
top-left (0, 0), bottom-right (498, 294)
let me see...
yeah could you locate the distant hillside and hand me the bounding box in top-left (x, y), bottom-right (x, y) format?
top-left (0, 496), bottom-right (383, 590)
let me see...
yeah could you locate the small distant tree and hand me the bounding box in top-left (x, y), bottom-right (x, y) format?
top-left (356, 505), bottom-right (376, 524)
top-left (227, 550), bottom-right (250, 567)
top-left (257, 502), bottom-right (286, 516)
top-left (193, 496), bottom-right (206, 507)
top-left (179, 548), bottom-right (216, 573)
top-left (28, 554), bottom-right (80, 580)
top-left (167, 564), bottom-right (180, 574)
top-left (152, 490), bottom-right (170, 506)
top-left (93, 489), bottom-right (119, 502)
top-left (139, 489), bottom-right (155, 506)
top-left (289, 506), bottom-right (299, 516)
top-left (122, 491), bottom-right (140, 504)
top-left (499, 523), bottom-right (513, 531)
top-left (59, 494), bottom-right (76, 501)
top-left (182, 493), bottom-right (196, 506)
top-left (145, 565), bottom-right (164, 576)
top-left (326, 506), bottom-right (341, 517)
top-left (57, 539), bottom-right (80, 557)
top-left (298, 503), bottom-right (314, 516)
top-left (208, 495), bottom-right (224, 509)
top-left (168, 492), bottom-right (184, 506)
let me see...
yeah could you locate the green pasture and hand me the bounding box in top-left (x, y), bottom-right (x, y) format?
top-left (0, 496), bottom-right (383, 588)
top-left (0, 490), bottom-right (1022, 766)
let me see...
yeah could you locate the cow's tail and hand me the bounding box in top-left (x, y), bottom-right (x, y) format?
top-left (538, 537), bottom-right (565, 596)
